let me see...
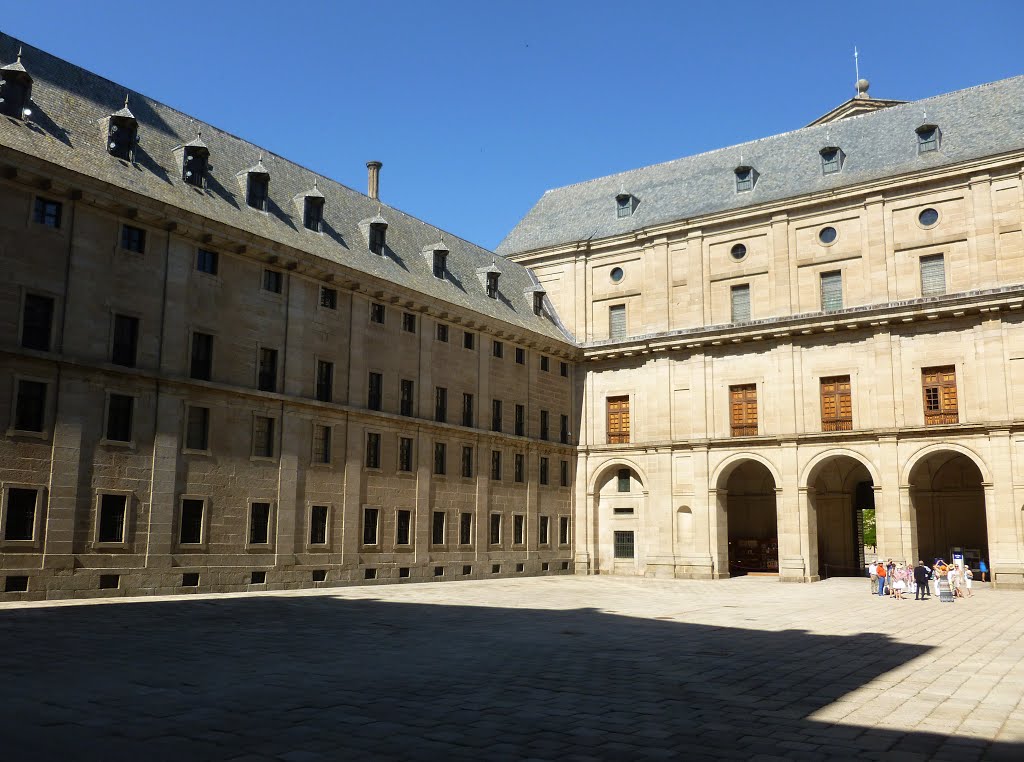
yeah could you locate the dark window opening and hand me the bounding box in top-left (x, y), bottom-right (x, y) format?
top-left (435, 386), bottom-right (448, 423)
top-left (33, 197), bottom-right (62, 228)
top-left (396, 509), bottom-right (411, 545)
top-left (514, 453), bottom-right (525, 483)
top-left (513, 514), bottom-right (525, 545)
top-left (312, 569), bottom-right (327, 582)
top-left (540, 410), bottom-right (549, 441)
top-left (362, 508), bottom-right (379, 545)
top-left (253, 416), bottom-right (275, 458)
top-left (400, 379), bottom-right (414, 416)
top-left (251, 571), bottom-right (267, 584)
top-left (398, 437), bottom-right (413, 472)
top-left (491, 399), bottom-right (502, 432)
top-left (6, 576), bottom-right (29, 592)
top-left (436, 323), bottom-right (449, 342)
top-left (618, 469), bottom-right (631, 493)
top-left (3, 488), bottom-right (37, 541)
top-left (185, 406), bottom-right (209, 451)
top-left (121, 224), bottom-right (145, 253)
top-left (463, 331), bottom-right (475, 350)
top-left (515, 347), bottom-right (525, 364)
top-left (111, 314), bottom-right (139, 367)
top-left (368, 372), bottom-right (383, 411)
top-left (462, 393), bottom-right (474, 427)
top-left (97, 494), bottom-right (127, 544)
top-left (369, 223), bottom-right (386, 255)
top-left (489, 514), bottom-right (502, 545)
top-left (190, 332), bottom-right (213, 381)
top-left (262, 269), bottom-right (282, 293)
top-left (560, 460), bottom-right (569, 488)
top-left (249, 502), bottom-right (271, 544)
top-left (179, 499), bottom-right (204, 544)
top-left (539, 515), bottom-right (550, 545)
top-left (514, 404), bottom-right (525, 436)
top-left (539, 457), bottom-right (549, 486)
top-left (370, 302), bottom-right (385, 324)
top-left (21, 293), bottom-right (54, 351)
top-left (105, 394), bottom-right (134, 442)
top-left (365, 432), bottom-right (381, 469)
top-left (183, 146), bottom-right (208, 187)
top-left (493, 340), bottom-right (503, 358)
top-left (486, 272), bottom-right (499, 299)
top-left (317, 360), bottom-right (334, 402)
top-left (320, 286), bottom-right (337, 309)
top-left (182, 573), bottom-right (200, 587)
top-left (99, 574), bottom-right (120, 590)
top-left (559, 516), bottom-right (570, 545)
top-left (462, 446), bottom-right (474, 478)
top-left (304, 197), bottom-right (325, 232)
top-left (0, 70), bottom-right (31, 120)
top-left (459, 513), bottom-right (472, 545)
top-left (433, 250), bottom-right (447, 278)
top-left (107, 116), bottom-right (137, 161)
top-left (402, 312), bottom-right (416, 333)
top-left (540, 356), bottom-right (550, 372)
top-left (614, 530), bottom-right (635, 559)
top-left (313, 424), bottom-right (331, 464)
top-left (432, 511), bottom-right (446, 545)
top-left (433, 442), bottom-right (446, 475)
top-left (196, 248), bottom-right (218, 275)
top-left (491, 450), bottom-right (502, 481)
top-left (247, 172), bottom-right (269, 211)
top-left (258, 348), bottom-right (278, 392)
top-left (14, 380), bottom-right (46, 432)
top-left (310, 505), bottom-right (328, 545)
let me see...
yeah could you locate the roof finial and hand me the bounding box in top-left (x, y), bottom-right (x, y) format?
top-left (854, 46), bottom-right (870, 99)
top-left (854, 46), bottom-right (860, 85)
top-left (124, 93), bottom-right (130, 108)
top-left (313, 178), bottom-right (318, 189)
top-left (16, 45), bottom-right (23, 63)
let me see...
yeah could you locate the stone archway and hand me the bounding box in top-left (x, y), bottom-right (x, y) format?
top-left (908, 451), bottom-right (988, 571)
top-left (591, 461), bottom-right (647, 574)
top-left (719, 460), bottom-right (779, 576)
top-left (805, 454), bottom-right (875, 579)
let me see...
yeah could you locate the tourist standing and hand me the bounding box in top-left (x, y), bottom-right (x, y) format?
top-left (876, 560), bottom-right (886, 596)
top-left (869, 560), bottom-right (878, 594)
top-left (979, 559), bottom-right (988, 583)
top-left (964, 566), bottom-right (974, 598)
top-left (914, 561), bottom-right (930, 600)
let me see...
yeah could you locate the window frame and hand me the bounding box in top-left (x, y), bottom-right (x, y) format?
top-left (189, 329), bottom-right (215, 382)
top-left (120, 223), bottom-right (146, 254)
top-left (431, 510), bottom-right (447, 546)
top-left (730, 283), bottom-right (751, 323)
top-left (729, 383), bottom-right (758, 437)
top-left (819, 270), bottom-right (843, 312)
top-left (94, 491), bottom-right (131, 549)
top-left (614, 530), bottom-right (635, 559)
top-left (608, 304), bottom-right (627, 340)
top-left (183, 403), bottom-right (211, 453)
top-left (398, 436), bottom-right (414, 473)
top-left (368, 371), bottom-right (384, 411)
top-left (462, 445), bottom-right (474, 479)
top-left (319, 286), bottom-right (338, 310)
top-left (316, 358), bottom-right (335, 403)
top-left (606, 395), bottom-right (630, 444)
top-left (490, 449), bottom-right (502, 481)
top-left (102, 391), bottom-right (136, 446)
top-left (402, 312), bottom-right (417, 334)
top-left (820, 375), bottom-right (853, 432)
top-left (920, 253), bottom-right (946, 297)
top-left (400, 378), bottom-right (415, 417)
top-left (246, 500), bottom-right (274, 548)
top-left (110, 312), bottom-right (140, 368)
top-left (365, 431), bottom-right (382, 470)
top-left (195, 248), bottom-right (219, 276)
top-left (362, 506), bottom-right (381, 547)
top-left (311, 422), bottom-right (332, 465)
top-left (0, 485), bottom-right (45, 548)
top-left (489, 513), bottom-right (503, 546)
top-left (434, 386), bottom-right (448, 423)
top-left (262, 268), bottom-right (283, 295)
top-left (307, 503), bottom-right (331, 549)
top-left (369, 302), bottom-right (386, 325)
top-left (251, 413), bottom-right (277, 460)
top-left (10, 375), bottom-right (49, 437)
top-left (257, 346), bottom-right (279, 393)
top-left (33, 196), bottom-right (62, 229)
top-left (433, 441), bottom-right (447, 476)
top-left (921, 365), bottom-right (959, 425)
top-left (177, 496), bottom-right (208, 548)
top-left (19, 291), bottom-right (56, 352)
top-left (395, 508), bottom-right (413, 547)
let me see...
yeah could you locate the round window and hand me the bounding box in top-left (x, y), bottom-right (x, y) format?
top-left (818, 226), bottom-right (838, 244)
top-left (730, 243), bottom-right (747, 260)
top-left (610, 267), bottom-right (624, 283)
top-left (918, 208), bottom-right (939, 227)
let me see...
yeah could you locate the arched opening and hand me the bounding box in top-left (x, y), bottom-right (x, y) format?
top-left (592, 462), bottom-right (646, 574)
top-left (808, 455), bottom-right (875, 579)
top-left (675, 506), bottom-right (693, 555)
top-left (910, 452), bottom-right (988, 570)
top-left (724, 460), bottom-right (778, 576)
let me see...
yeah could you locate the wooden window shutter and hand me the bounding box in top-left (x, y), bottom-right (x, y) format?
top-left (920, 254), bottom-right (946, 297)
top-left (606, 395), bottom-right (630, 444)
top-left (820, 375), bottom-right (852, 431)
top-left (922, 365), bottom-right (958, 425)
top-left (729, 384), bottom-right (757, 437)
top-left (820, 271), bottom-right (843, 312)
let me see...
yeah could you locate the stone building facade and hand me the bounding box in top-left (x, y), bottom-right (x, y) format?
top-left (0, 37), bottom-right (576, 599)
top-left (501, 77), bottom-right (1024, 588)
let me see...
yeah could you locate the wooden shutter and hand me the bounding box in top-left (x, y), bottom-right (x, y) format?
top-left (920, 254), bottom-right (946, 297)
top-left (730, 285), bottom-right (751, 322)
top-left (607, 396), bottom-right (630, 444)
top-left (820, 375), bottom-right (852, 431)
top-left (820, 271), bottom-right (843, 312)
top-left (729, 384), bottom-right (758, 437)
top-left (609, 305), bottom-right (626, 339)
top-left (922, 365), bottom-right (958, 425)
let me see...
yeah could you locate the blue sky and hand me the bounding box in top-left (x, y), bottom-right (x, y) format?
top-left (4, 1), bottom-right (1023, 250)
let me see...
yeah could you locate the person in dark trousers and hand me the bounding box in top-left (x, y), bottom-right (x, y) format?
top-left (914, 560), bottom-right (931, 600)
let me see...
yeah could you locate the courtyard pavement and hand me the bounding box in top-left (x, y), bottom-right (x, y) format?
top-left (1, 576), bottom-right (1023, 761)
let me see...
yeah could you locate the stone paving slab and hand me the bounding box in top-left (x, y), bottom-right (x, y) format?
top-left (1, 576), bottom-right (1023, 760)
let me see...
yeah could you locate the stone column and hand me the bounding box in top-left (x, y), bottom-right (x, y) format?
top-left (143, 389), bottom-right (182, 568)
top-left (777, 442), bottom-right (808, 582)
top-left (708, 487), bottom-right (729, 579)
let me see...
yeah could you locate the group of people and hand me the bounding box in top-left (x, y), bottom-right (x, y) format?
top-left (868, 558), bottom-right (986, 600)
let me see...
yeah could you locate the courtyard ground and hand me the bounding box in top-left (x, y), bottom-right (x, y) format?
top-left (1, 575), bottom-right (1022, 761)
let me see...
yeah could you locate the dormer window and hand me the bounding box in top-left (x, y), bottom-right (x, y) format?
top-left (369, 223), bottom-right (387, 255)
top-left (486, 272), bottom-right (499, 299)
top-left (820, 147), bottom-right (843, 174)
top-left (735, 166), bottom-right (757, 192)
top-left (432, 249), bottom-right (447, 278)
top-left (917, 124), bottom-right (940, 153)
top-left (107, 99), bottom-right (138, 162)
top-left (533, 291), bottom-right (544, 316)
top-left (182, 142), bottom-right (209, 187)
top-left (615, 193), bottom-right (636, 218)
top-left (247, 171), bottom-right (269, 211)
top-left (304, 196), bottom-right (324, 232)
top-left (0, 49), bottom-right (33, 120)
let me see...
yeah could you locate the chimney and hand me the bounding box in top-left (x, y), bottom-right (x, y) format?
top-left (366, 160), bottom-right (382, 200)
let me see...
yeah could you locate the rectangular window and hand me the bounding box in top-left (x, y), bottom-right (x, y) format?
top-left (559, 516), bottom-right (570, 545)
top-left (514, 453), bottom-right (525, 483)
top-left (920, 254), bottom-right (946, 297)
top-left (463, 331), bottom-right (475, 350)
top-left (369, 225), bottom-right (386, 255)
top-left (433, 442), bottom-right (447, 475)
top-left (491, 450), bottom-right (502, 481)
top-left (513, 514), bottom-right (525, 545)
top-left (14, 379), bottom-right (46, 432)
top-left (310, 505), bottom-right (328, 545)
top-left (196, 248), bottom-right (218, 275)
top-left (97, 497), bottom-right (127, 544)
top-left (313, 424), bottom-right (332, 464)
top-left (121, 224), bottom-right (145, 253)
top-left (185, 406), bottom-right (209, 451)
top-left (247, 174), bottom-right (269, 210)
top-left (362, 507), bottom-right (379, 545)
top-left (431, 511), bottom-right (446, 545)
top-left (729, 383), bottom-right (758, 437)
top-left (489, 514), bottom-right (502, 545)
top-left (462, 446), bottom-right (474, 478)
top-left (618, 468), bottom-right (631, 493)
top-left (492, 340), bottom-right (503, 358)
top-left (253, 415), bottom-right (275, 457)
top-left (111, 314), bottom-right (139, 367)
top-left (820, 375), bottom-right (853, 432)
top-left (398, 436), bottom-right (413, 472)
top-left (33, 197), bottom-right (62, 228)
top-left (922, 366), bottom-right (959, 425)
top-left (3, 488), bottom-right (38, 541)
top-left (368, 372), bottom-right (383, 411)
top-left (514, 404), bottom-right (525, 437)
top-left (540, 410), bottom-right (549, 441)
top-left (540, 355), bottom-right (550, 372)
top-left (560, 361), bottom-right (568, 378)
top-left (370, 302), bottom-right (385, 324)
top-left (105, 394), bottom-right (134, 442)
top-left (258, 348), bottom-right (278, 392)
top-left (249, 502), bottom-right (271, 545)
top-left (606, 395), bottom-right (630, 444)
top-left (304, 198), bottom-right (324, 232)
top-left (609, 305), bottom-right (626, 340)
top-left (539, 457), bottom-right (549, 486)
top-left (432, 250), bottom-right (447, 279)
top-left (821, 148), bottom-right (842, 174)
top-left (539, 515), bottom-right (550, 546)
top-left (820, 271), bottom-right (843, 312)
top-left (515, 347), bottom-right (525, 365)
top-left (560, 414), bottom-right (570, 444)
top-left (735, 168), bottom-right (754, 192)
top-left (730, 284), bottom-right (751, 323)
top-left (434, 387), bottom-right (447, 423)
top-left (461, 393), bottom-right (474, 427)
top-left (491, 399), bottom-right (502, 432)
top-left (436, 323), bottom-right (449, 342)
top-left (365, 432), bottom-right (381, 468)
top-left (614, 530), bottom-right (635, 559)
top-left (398, 379), bottom-right (414, 416)
top-left (917, 126), bottom-right (939, 153)
top-left (559, 459), bottom-right (571, 488)
top-left (320, 286), bottom-right (337, 309)
top-left (316, 360), bottom-right (334, 403)
top-left (396, 509), bottom-right (412, 546)
top-left (190, 332), bottom-right (213, 381)
top-left (262, 269), bottom-right (283, 294)
top-left (402, 312), bottom-right (416, 333)
top-left (179, 499), bottom-right (204, 544)
top-left (459, 512), bottom-right (472, 545)
top-left (21, 293), bottom-right (54, 351)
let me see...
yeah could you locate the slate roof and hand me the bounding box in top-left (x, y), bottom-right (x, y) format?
top-left (0, 34), bottom-right (571, 345)
top-left (497, 75), bottom-right (1024, 257)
